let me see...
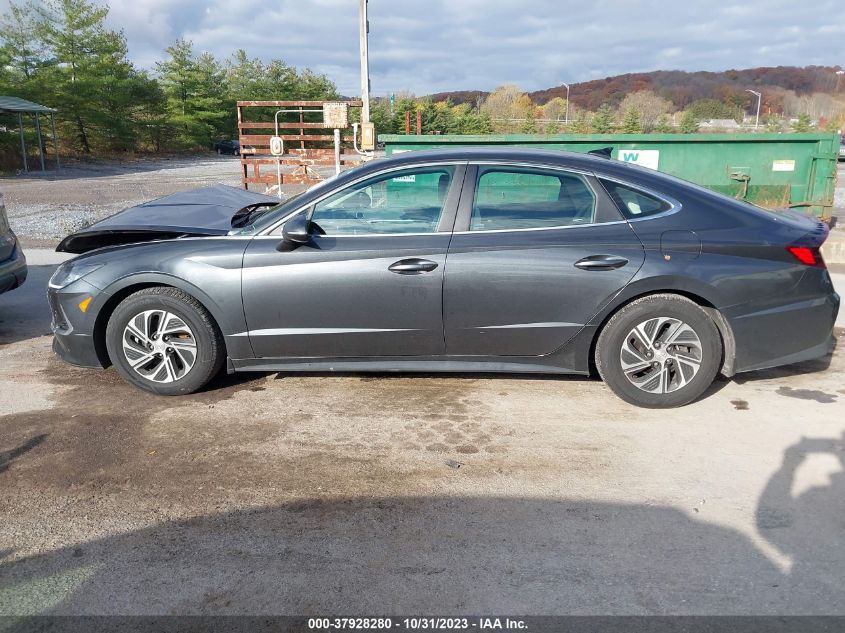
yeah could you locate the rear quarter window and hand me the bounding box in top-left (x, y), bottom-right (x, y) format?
top-left (599, 179), bottom-right (672, 219)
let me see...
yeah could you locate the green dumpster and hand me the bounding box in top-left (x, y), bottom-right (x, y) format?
top-left (380, 133), bottom-right (841, 217)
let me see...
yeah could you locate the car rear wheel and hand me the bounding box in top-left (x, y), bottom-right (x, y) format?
top-left (216, 147), bottom-right (222, 155)
top-left (595, 294), bottom-right (722, 408)
top-left (105, 287), bottom-right (225, 395)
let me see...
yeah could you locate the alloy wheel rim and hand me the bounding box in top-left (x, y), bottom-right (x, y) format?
top-left (122, 309), bottom-right (197, 383)
top-left (619, 317), bottom-right (703, 394)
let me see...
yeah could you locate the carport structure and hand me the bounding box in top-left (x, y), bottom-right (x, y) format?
top-left (0, 96), bottom-right (59, 172)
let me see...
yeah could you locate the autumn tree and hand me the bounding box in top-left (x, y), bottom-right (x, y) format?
top-left (481, 85), bottom-right (535, 132)
top-left (541, 97), bottom-right (568, 123)
top-left (617, 90), bottom-right (672, 132)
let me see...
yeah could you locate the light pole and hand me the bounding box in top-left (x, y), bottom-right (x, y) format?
top-left (746, 89), bottom-right (761, 130)
top-left (562, 82), bottom-right (570, 124)
top-left (359, 0), bottom-right (371, 124)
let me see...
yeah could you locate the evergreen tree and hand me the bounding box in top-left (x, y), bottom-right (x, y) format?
top-left (679, 110), bottom-right (700, 133)
top-left (0, 3), bottom-right (43, 92)
top-left (654, 113), bottom-right (673, 133)
top-left (156, 40), bottom-right (227, 149)
top-left (791, 113), bottom-right (812, 132)
top-left (521, 115), bottom-right (538, 133)
top-left (454, 105), bottom-right (493, 134)
top-left (620, 107), bottom-right (642, 133)
top-left (32, 0), bottom-right (159, 152)
top-left (368, 98), bottom-right (395, 135)
top-left (591, 104), bottom-right (615, 133)
top-left (570, 109), bottom-right (591, 134)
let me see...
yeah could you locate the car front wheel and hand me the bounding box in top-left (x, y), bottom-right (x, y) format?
top-left (105, 287), bottom-right (225, 395)
top-left (595, 294), bottom-right (722, 408)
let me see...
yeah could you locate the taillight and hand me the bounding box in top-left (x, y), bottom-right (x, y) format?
top-left (787, 245), bottom-right (826, 268)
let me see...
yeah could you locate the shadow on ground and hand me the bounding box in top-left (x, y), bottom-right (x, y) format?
top-left (0, 264), bottom-right (57, 345)
top-left (0, 432), bottom-right (843, 615)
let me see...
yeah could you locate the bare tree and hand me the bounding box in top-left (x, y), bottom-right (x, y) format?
top-left (783, 91), bottom-right (845, 122)
top-left (617, 90), bottom-right (673, 132)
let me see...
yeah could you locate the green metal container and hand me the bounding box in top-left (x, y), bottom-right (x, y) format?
top-left (380, 133), bottom-right (841, 217)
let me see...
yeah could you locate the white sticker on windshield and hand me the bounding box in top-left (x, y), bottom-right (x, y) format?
top-left (393, 175), bottom-right (416, 182)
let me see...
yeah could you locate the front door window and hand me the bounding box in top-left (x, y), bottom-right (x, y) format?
top-left (310, 166), bottom-right (456, 235)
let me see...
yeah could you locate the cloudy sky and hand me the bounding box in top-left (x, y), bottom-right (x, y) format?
top-left (21, 0), bottom-right (845, 94)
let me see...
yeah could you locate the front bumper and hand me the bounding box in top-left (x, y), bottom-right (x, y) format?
top-left (0, 242), bottom-right (27, 294)
top-left (48, 279), bottom-right (109, 368)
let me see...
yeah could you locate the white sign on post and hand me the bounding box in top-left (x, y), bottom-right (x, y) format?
top-left (616, 149), bottom-right (660, 170)
top-left (270, 136), bottom-right (284, 156)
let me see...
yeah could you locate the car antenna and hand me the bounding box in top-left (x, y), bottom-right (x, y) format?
top-left (588, 147), bottom-right (613, 159)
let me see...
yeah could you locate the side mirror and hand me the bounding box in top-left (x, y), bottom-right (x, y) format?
top-left (281, 213), bottom-right (311, 245)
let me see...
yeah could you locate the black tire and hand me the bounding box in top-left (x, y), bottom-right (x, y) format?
top-left (216, 147), bottom-right (222, 155)
top-left (595, 294), bottom-right (722, 408)
top-left (232, 148), bottom-right (240, 156)
top-left (105, 287), bottom-right (225, 395)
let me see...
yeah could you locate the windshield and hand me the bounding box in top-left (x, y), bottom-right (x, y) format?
top-left (232, 172), bottom-right (349, 234)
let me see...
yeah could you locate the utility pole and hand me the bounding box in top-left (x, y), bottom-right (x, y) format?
top-left (359, 0), bottom-right (370, 124)
top-left (562, 82), bottom-right (570, 124)
top-left (746, 89), bottom-right (761, 130)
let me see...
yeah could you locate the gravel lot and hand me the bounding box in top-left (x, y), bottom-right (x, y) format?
top-left (0, 158), bottom-right (844, 616)
top-left (0, 155), bottom-right (307, 244)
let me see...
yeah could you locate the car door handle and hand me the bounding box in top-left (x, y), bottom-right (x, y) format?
top-left (388, 258), bottom-right (439, 274)
top-left (574, 255), bottom-right (629, 271)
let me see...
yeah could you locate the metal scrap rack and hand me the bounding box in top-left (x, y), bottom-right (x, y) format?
top-left (237, 100), bottom-right (364, 190)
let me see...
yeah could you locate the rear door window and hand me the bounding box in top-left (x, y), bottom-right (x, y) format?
top-left (470, 167), bottom-right (596, 231)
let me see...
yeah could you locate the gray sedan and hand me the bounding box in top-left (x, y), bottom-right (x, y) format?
top-left (48, 148), bottom-right (839, 408)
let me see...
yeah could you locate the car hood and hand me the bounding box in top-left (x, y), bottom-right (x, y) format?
top-left (56, 185), bottom-right (278, 254)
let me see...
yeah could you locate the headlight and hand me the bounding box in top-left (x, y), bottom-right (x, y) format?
top-left (48, 262), bottom-right (104, 289)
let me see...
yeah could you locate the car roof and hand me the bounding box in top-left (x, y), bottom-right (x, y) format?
top-left (378, 146), bottom-right (614, 171)
top-left (346, 146), bottom-right (676, 191)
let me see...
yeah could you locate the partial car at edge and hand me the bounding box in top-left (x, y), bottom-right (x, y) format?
top-left (0, 192), bottom-right (27, 295)
top-left (48, 148), bottom-right (839, 408)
